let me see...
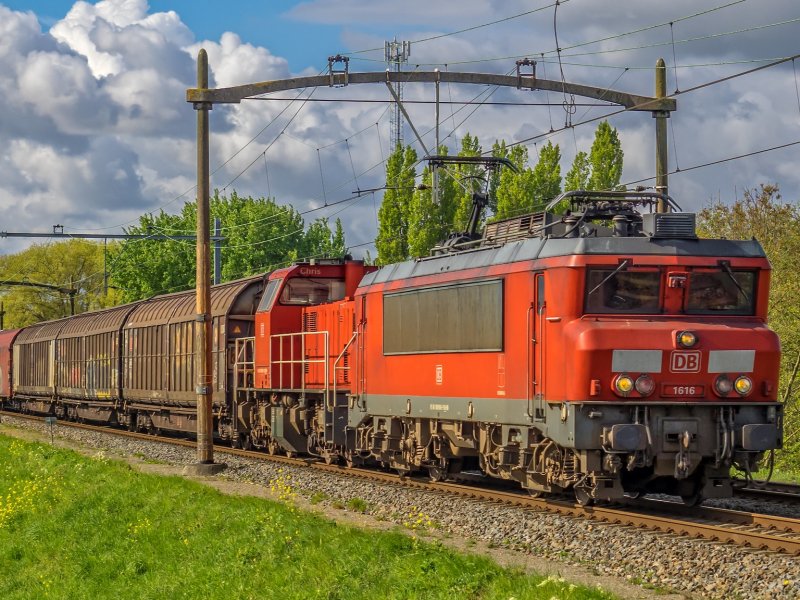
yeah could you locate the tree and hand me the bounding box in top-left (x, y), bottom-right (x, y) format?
top-left (407, 147), bottom-right (459, 258)
top-left (0, 239), bottom-right (122, 328)
top-left (376, 144), bottom-right (417, 265)
top-left (697, 184), bottom-right (800, 466)
top-left (564, 151), bottom-right (590, 191)
top-left (494, 142), bottom-right (562, 220)
top-left (111, 191), bottom-right (329, 301)
top-left (531, 141), bottom-right (562, 203)
top-left (588, 121), bottom-right (624, 191)
top-left (452, 134), bottom-right (484, 231)
top-left (301, 217), bottom-right (347, 259)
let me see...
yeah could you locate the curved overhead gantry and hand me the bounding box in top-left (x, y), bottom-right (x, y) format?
top-left (187, 69), bottom-right (675, 112)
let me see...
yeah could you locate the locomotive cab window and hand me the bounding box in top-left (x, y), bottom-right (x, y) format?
top-left (280, 278), bottom-right (346, 306)
top-left (257, 279), bottom-right (282, 312)
top-left (686, 269), bottom-right (756, 315)
top-left (585, 268), bottom-right (661, 314)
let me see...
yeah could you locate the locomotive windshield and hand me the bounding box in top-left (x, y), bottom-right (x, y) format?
top-left (686, 269), bottom-right (756, 314)
top-left (585, 269), bottom-right (661, 314)
top-left (257, 278), bottom-right (282, 312)
top-left (280, 278), bottom-right (346, 306)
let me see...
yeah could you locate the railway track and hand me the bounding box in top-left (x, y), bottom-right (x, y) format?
top-left (733, 479), bottom-right (800, 503)
top-left (3, 410), bottom-right (800, 556)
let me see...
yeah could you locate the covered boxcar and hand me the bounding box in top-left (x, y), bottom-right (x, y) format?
top-left (122, 275), bottom-right (264, 434)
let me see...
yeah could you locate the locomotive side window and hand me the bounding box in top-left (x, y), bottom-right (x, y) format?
top-left (687, 270), bottom-right (756, 314)
top-left (585, 269), bottom-right (661, 314)
top-left (383, 280), bottom-right (503, 354)
top-left (257, 279), bottom-right (282, 312)
top-left (280, 278), bottom-right (346, 306)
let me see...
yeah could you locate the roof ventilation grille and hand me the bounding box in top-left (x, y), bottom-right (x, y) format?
top-left (642, 213), bottom-right (697, 239)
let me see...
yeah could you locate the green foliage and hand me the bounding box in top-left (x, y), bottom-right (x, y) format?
top-left (408, 143), bottom-right (478, 258)
top-left (697, 184), bottom-right (800, 468)
top-left (565, 151), bottom-right (590, 191)
top-left (110, 207), bottom-right (197, 302)
top-left (0, 239), bottom-right (123, 328)
top-left (588, 121), bottom-right (624, 191)
top-left (301, 218), bottom-right (347, 261)
top-left (111, 191), bottom-right (344, 302)
top-left (408, 164), bottom-right (445, 258)
top-left (375, 145), bottom-right (417, 265)
top-left (451, 134), bottom-right (484, 231)
top-left (381, 123), bottom-right (624, 259)
top-left (0, 435), bottom-right (614, 600)
top-left (494, 142), bottom-right (562, 220)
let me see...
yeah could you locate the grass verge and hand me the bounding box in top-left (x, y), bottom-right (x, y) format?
top-left (0, 435), bottom-right (615, 600)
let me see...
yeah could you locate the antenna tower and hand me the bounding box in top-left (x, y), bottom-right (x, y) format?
top-left (384, 39), bottom-right (410, 152)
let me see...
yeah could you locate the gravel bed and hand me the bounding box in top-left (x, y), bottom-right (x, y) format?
top-left (2, 415), bottom-right (799, 600)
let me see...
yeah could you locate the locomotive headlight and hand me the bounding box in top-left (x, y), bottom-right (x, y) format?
top-left (734, 375), bottom-right (753, 396)
top-left (614, 375), bottom-right (634, 395)
top-left (635, 374), bottom-right (655, 397)
top-left (677, 331), bottom-right (698, 348)
top-left (714, 375), bottom-right (733, 396)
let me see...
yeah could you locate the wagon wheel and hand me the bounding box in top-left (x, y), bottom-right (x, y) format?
top-left (526, 489), bottom-right (544, 499)
top-left (285, 450), bottom-right (296, 459)
top-left (267, 439), bottom-right (280, 455)
top-left (344, 451), bottom-right (359, 469)
top-left (427, 459), bottom-right (451, 482)
top-left (680, 492), bottom-right (703, 507)
top-left (239, 433), bottom-right (252, 451)
top-left (323, 452), bottom-right (338, 465)
top-left (427, 464), bottom-right (448, 482)
top-left (573, 484), bottom-right (594, 507)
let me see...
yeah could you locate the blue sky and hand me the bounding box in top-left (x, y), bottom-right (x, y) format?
top-left (0, 0), bottom-right (798, 258)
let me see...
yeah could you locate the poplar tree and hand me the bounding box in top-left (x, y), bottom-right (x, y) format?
top-left (564, 151), bottom-right (590, 191)
top-left (376, 144), bottom-right (417, 265)
top-left (588, 121), bottom-right (624, 191)
top-left (407, 146), bottom-right (458, 258)
top-left (452, 134), bottom-right (484, 231)
top-left (494, 142), bottom-right (562, 219)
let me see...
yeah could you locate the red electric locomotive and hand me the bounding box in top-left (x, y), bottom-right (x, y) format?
top-left (0, 190), bottom-right (783, 506)
top-left (234, 190), bottom-right (782, 504)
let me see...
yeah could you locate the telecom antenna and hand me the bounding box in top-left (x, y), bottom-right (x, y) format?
top-left (384, 38), bottom-right (410, 152)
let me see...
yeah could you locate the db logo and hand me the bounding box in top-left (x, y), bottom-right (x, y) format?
top-left (670, 351), bottom-right (701, 373)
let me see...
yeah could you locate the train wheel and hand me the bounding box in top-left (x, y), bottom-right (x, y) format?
top-left (323, 453), bottom-right (338, 465)
top-left (574, 485), bottom-right (594, 507)
top-left (344, 451), bottom-right (359, 469)
top-left (526, 489), bottom-right (544, 498)
top-left (267, 440), bottom-right (280, 455)
top-left (680, 492), bottom-right (703, 506)
top-left (427, 463), bottom-right (448, 482)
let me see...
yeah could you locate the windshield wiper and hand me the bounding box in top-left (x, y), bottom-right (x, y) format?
top-left (588, 259), bottom-right (630, 296)
top-left (719, 261), bottom-right (751, 305)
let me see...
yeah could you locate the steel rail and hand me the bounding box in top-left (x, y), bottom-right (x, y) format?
top-left (733, 479), bottom-right (800, 503)
top-left (2, 410), bottom-right (797, 555)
